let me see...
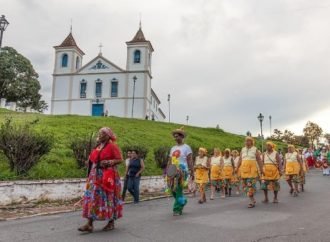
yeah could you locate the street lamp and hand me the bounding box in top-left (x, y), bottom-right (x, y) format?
top-left (186, 115), bottom-right (189, 125)
top-left (167, 94), bottom-right (171, 123)
top-left (131, 75), bottom-right (137, 118)
top-left (269, 115), bottom-right (272, 137)
top-left (0, 15), bottom-right (9, 49)
top-left (257, 113), bottom-right (264, 152)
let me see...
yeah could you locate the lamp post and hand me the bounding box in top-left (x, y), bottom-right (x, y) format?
top-left (186, 115), bottom-right (189, 125)
top-left (269, 115), bottom-right (272, 137)
top-left (0, 15), bottom-right (9, 49)
top-left (167, 94), bottom-right (171, 123)
top-left (257, 113), bottom-right (264, 152)
top-left (131, 75), bottom-right (137, 118)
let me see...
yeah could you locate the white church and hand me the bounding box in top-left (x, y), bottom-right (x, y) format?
top-left (51, 25), bottom-right (166, 121)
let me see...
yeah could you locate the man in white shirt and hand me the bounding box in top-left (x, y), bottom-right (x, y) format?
top-left (167, 127), bottom-right (193, 216)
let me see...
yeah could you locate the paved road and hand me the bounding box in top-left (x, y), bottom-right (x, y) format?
top-left (1, 170), bottom-right (329, 242)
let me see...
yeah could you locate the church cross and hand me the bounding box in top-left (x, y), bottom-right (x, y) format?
top-left (98, 43), bottom-right (103, 55)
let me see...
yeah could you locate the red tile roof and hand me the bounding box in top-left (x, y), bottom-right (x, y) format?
top-left (54, 32), bottom-right (85, 55)
top-left (126, 27), bottom-right (154, 51)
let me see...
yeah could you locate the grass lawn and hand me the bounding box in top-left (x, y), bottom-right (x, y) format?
top-left (0, 108), bottom-right (284, 180)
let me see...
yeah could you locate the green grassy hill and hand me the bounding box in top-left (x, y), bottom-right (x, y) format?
top-left (0, 108), bottom-right (283, 180)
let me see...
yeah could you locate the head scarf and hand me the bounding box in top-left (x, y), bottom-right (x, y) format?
top-left (172, 126), bottom-right (186, 138)
top-left (99, 127), bottom-right (117, 141)
top-left (266, 141), bottom-right (276, 150)
top-left (245, 136), bottom-right (255, 145)
top-left (199, 147), bottom-right (208, 155)
top-left (231, 150), bottom-right (239, 156)
top-left (288, 144), bottom-right (295, 149)
top-left (224, 148), bottom-right (231, 153)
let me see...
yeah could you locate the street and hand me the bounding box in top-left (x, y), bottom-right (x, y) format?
top-left (0, 170), bottom-right (329, 242)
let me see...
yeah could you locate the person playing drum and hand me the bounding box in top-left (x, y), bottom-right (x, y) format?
top-left (194, 148), bottom-right (210, 204)
top-left (167, 127), bottom-right (193, 216)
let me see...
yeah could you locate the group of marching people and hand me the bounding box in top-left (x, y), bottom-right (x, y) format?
top-left (304, 146), bottom-right (330, 176)
top-left (167, 127), bottom-right (309, 215)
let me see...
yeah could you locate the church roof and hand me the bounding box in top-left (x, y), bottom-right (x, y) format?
top-left (126, 27), bottom-right (154, 51)
top-left (54, 32), bottom-right (85, 55)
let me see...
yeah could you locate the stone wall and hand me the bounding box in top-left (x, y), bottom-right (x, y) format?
top-left (0, 176), bottom-right (165, 206)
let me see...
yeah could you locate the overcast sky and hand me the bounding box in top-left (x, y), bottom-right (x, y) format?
top-left (2, 0), bottom-right (330, 135)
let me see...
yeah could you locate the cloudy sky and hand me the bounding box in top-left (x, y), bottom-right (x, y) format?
top-left (2, 0), bottom-right (330, 135)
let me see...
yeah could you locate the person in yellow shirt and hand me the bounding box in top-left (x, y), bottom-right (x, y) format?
top-left (261, 142), bottom-right (282, 203)
top-left (210, 148), bottom-right (222, 200)
top-left (236, 136), bottom-right (263, 208)
top-left (194, 148), bottom-right (209, 204)
top-left (284, 144), bottom-right (303, 197)
top-left (220, 149), bottom-right (235, 198)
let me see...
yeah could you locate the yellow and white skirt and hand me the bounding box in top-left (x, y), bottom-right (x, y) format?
top-left (195, 167), bottom-right (209, 184)
top-left (240, 160), bottom-right (258, 178)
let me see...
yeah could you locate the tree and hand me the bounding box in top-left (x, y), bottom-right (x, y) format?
top-left (303, 121), bottom-right (323, 148)
top-left (324, 133), bottom-right (330, 145)
top-left (271, 129), bottom-right (283, 141)
top-left (0, 46), bottom-right (47, 112)
top-left (0, 118), bottom-right (53, 175)
top-left (293, 135), bottom-right (309, 147)
top-left (282, 129), bottom-right (295, 144)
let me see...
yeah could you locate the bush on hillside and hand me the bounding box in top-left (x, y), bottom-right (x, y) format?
top-left (154, 146), bottom-right (170, 169)
top-left (70, 133), bottom-right (97, 169)
top-left (0, 118), bottom-right (53, 175)
top-left (121, 144), bottom-right (148, 159)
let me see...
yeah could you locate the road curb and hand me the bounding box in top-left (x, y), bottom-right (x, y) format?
top-left (1, 194), bottom-right (171, 222)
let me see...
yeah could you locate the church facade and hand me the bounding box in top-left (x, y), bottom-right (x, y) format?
top-left (50, 26), bottom-right (166, 121)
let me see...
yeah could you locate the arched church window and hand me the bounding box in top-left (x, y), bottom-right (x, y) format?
top-left (95, 79), bottom-right (102, 98)
top-left (80, 79), bottom-right (87, 98)
top-left (61, 54), bottom-right (68, 67)
top-left (76, 56), bottom-right (80, 69)
top-left (134, 50), bottom-right (141, 63)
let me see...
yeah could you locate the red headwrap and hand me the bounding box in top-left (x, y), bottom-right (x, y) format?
top-left (100, 127), bottom-right (117, 141)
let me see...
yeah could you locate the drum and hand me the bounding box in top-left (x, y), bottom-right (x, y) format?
top-left (166, 164), bottom-right (182, 192)
top-left (323, 162), bottom-right (328, 169)
top-left (167, 164), bottom-right (179, 178)
top-left (315, 161), bottom-right (322, 168)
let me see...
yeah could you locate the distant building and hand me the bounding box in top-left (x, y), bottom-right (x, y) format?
top-left (51, 25), bottom-right (166, 121)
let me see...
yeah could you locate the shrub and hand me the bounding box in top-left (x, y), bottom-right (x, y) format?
top-left (70, 133), bottom-right (97, 169)
top-left (154, 146), bottom-right (170, 169)
top-left (121, 144), bottom-right (148, 159)
top-left (0, 118), bottom-right (53, 176)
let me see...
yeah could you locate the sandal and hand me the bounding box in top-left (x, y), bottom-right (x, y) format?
top-left (273, 198), bottom-right (279, 203)
top-left (102, 221), bottom-right (115, 231)
top-left (248, 203), bottom-right (255, 208)
top-left (262, 199), bottom-right (269, 203)
top-left (198, 199), bottom-right (204, 204)
top-left (78, 224), bottom-right (93, 233)
top-left (289, 188), bottom-right (294, 195)
top-left (293, 191), bottom-right (298, 197)
top-left (210, 196), bottom-right (214, 200)
top-left (173, 211), bottom-right (182, 216)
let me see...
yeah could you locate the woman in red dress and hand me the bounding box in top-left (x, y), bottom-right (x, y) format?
top-left (78, 127), bottom-right (123, 233)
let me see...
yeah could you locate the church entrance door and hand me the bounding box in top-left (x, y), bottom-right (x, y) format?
top-left (92, 104), bottom-right (104, 116)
